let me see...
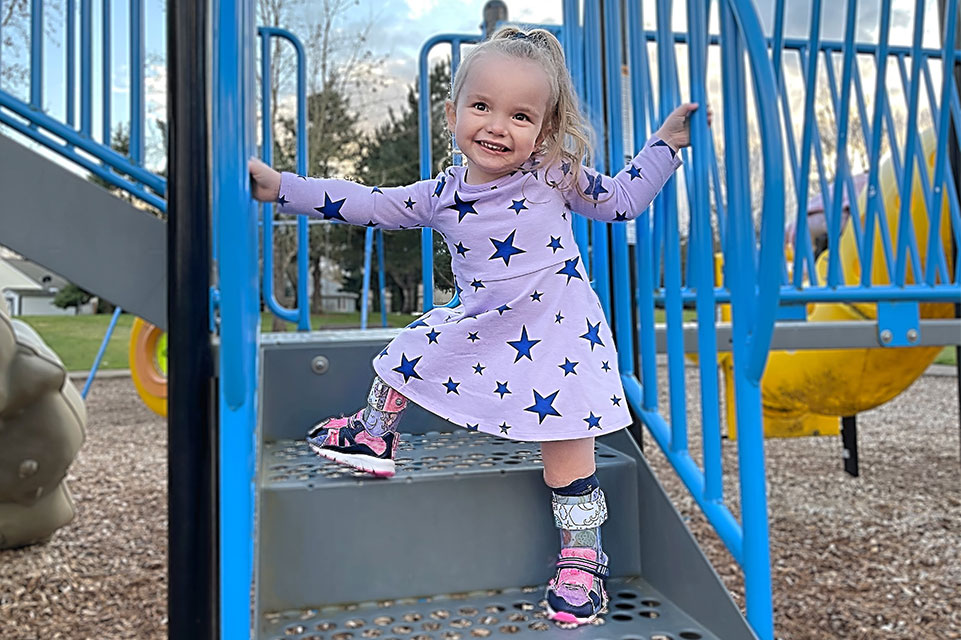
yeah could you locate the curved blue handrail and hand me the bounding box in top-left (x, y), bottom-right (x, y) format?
top-left (258, 26), bottom-right (310, 331)
top-left (418, 33), bottom-right (481, 312)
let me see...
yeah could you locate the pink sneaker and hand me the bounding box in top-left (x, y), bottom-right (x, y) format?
top-left (544, 547), bottom-right (610, 627)
top-left (306, 410), bottom-right (400, 478)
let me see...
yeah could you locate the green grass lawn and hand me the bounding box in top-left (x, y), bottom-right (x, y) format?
top-left (18, 313), bottom-right (136, 372)
top-left (15, 311), bottom-right (414, 371)
top-left (15, 312), bottom-right (958, 371)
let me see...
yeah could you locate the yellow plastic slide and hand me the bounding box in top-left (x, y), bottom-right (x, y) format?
top-left (727, 128), bottom-right (955, 438)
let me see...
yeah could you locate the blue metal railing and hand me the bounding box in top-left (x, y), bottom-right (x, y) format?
top-left (258, 26), bottom-right (310, 331)
top-left (1, 0), bottom-right (164, 209)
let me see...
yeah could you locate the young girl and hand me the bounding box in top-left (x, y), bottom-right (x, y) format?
top-left (250, 26), bottom-right (702, 628)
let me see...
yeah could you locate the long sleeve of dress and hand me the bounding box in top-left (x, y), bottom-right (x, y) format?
top-left (276, 172), bottom-right (439, 230)
top-left (558, 136), bottom-right (683, 222)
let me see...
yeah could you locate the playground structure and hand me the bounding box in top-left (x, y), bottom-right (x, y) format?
top-left (1, 2), bottom-right (960, 640)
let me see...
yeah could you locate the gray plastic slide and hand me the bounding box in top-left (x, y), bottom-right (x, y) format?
top-left (0, 297), bottom-right (86, 548)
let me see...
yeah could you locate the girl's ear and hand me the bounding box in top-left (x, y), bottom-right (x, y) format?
top-left (445, 100), bottom-right (457, 133)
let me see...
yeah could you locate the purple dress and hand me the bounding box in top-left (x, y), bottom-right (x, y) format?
top-left (278, 137), bottom-right (682, 441)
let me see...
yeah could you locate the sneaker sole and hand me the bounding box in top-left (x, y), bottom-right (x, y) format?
top-left (544, 598), bottom-right (609, 628)
top-left (544, 603), bottom-right (608, 628)
top-left (308, 440), bottom-right (396, 478)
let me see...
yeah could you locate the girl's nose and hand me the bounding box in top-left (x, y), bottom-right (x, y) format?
top-left (486, 115), bottom-right (508, 135)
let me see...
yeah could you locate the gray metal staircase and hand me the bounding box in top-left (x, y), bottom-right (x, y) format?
top-left (0, 135), bottom-right (166, 328)
top-left (255, 330), bottom-right (757, 640)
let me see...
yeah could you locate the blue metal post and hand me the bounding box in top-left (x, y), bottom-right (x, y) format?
top-left (686, 0), bottom-right (722, 503)
top-left (30, 0), bottom-right (42, 108)
top-left (81, 306), bottom-right (124, 398)
top-left (361, 227), bottom-right (374, 329)
top-left (213, 0), bottom-right (259, 637)
top-left (66, 0), bottom-right (76, 127)
top-left (655, 0), bottom-right (687, 454)
top-left (80, 0), bottom-right (91, 136)
top-left (102, 0), bottom-right (112, 144)
top-left (130, 0), bottom-right (144, 163)
top-left (377, 230), bottom-right (388, 326)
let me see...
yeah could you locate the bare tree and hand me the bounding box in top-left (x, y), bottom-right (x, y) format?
top-left (256, 0), bottom-right (389, 323)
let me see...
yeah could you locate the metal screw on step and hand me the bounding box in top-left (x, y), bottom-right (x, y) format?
top-left (880, 329), bottom-right (893, 344)
top-left (311, 356), bottom-right (329, 375)
top-left (906, 328), bottom-right (919, 343)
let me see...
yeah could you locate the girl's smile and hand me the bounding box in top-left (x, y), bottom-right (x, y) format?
top-left (446, 53), bottom-right (552, 185)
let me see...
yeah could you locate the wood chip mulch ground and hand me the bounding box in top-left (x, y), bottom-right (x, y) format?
top-left (1, 372), bottom-right (959, 639)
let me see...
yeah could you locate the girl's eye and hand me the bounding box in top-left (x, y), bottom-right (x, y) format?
top-left (472, 102), bottom-right (488, 111)
top-left (514, 113), bottom-right (530, 122)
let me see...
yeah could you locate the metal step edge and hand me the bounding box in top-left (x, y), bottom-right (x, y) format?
top-left (259, 576), bottom-right (719, 640)
top-left (261, 431), bottom-right (631, 489)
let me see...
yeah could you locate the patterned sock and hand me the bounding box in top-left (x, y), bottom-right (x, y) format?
top-left (552, 474), bottom-right (604, 555)
top-left (359, 375), bottom-right (409, 437)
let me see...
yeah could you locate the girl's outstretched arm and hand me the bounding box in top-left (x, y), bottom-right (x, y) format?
top-left (562, 102), bottom-right (708, 223)
top-left (248, 158), bottom-right (438, 230)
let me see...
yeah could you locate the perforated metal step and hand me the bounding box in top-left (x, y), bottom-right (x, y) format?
top-left (257, 432), bottom-right (641, 612)
top-left (263, 430), bottom-right (628, 486)
top-left (260, 578), bottom-right (718, 640)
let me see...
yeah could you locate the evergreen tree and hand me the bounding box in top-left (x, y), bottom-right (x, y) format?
top-left (330, 61), bottom-right (454, 313)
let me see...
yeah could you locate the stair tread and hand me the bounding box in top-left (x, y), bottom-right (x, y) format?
top-left (260, 577), bottom-right (719, 639)
top-left (263, 431), bottom-right (633, 489)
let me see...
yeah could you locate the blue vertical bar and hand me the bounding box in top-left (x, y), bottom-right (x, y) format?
top-left (794, 1), bottom-right (823, 288)
top-left (863, 31), bottom-right (897, 285)
top-left (80, 0), bottom-right (91, 135)
top-left (259, 33), bottom-right (287, 324)
top-left (377, 230), bottom-right (388, 326)
top-left (627, 0), bottom-right (658, 409)
top-left (293, 33), bottom-right (310, 331)
top-left (604, 0), bottom-right (634, 378)
top-left (418, 40), bottom-right (435, 311)
top-left (130, 0), bottom-right (144, 163)
top-left (30, 0), bottom-right (42, 108)
top-left (562, 0), bottom-right (590, 264)
top-left (825, 0), bottom-right (859, 288)
top-left (926, 0), bottom-right (958, 285)
top-left (895, 0), bottom-right (927, 287)
top-left (214, 0), bottom-right (258, 637)
top-left (728, 1), bottom-right (782, 635)
top-left (66, 0), bottom-right (76, 126)
top-left (361, 227), bottom-right (374, 329)
top-left (655, 0), bottom-right (686, 454)
top-left (686, 0), bottom-right (722, 503)
top-left (583, 1), bottom-right (611, 318)
top-left (102, 0), bottom-right (111, 144)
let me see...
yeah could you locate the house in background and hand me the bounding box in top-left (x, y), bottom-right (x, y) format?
top-left (0, 258), bottom-right (95, 316)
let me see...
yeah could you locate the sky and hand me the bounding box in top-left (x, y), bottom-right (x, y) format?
top-left (0, 0), bottom-right (949, 171)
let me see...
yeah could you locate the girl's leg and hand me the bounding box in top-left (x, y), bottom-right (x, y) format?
top-left (541, 438), bottom-right (609, 627)
top-left (306, 375), bottom-right (408, 477)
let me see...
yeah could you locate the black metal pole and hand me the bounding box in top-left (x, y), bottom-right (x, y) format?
top-left (841, 415), bottom-right (859, 477)
top-left (167, 0), bottom-right (218, 638)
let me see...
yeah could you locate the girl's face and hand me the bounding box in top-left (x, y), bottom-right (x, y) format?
top-left (446, 53), bottom-right (552, 185)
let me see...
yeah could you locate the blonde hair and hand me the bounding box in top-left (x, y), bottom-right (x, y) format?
top-left (450, 26), bottom-right (595, 192)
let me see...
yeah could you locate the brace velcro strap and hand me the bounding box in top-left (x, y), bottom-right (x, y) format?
top-left (368, 376), bottom-right (409, 412)
top-left (555, 556), bottom-right (610, 580)
top-left (552, 487), bottom-right (607, 530)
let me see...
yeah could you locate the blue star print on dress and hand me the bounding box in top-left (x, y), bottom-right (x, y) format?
top-left (277, 136), bottom-right (682, 441)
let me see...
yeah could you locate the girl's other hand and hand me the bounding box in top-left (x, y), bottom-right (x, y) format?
top-left (249, 157), bottom-right (282, 203)
top-left (655, 102), bottom-right (713, 151)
